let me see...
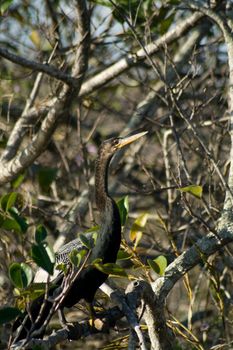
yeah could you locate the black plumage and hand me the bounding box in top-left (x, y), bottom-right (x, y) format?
top-left (12, 131), bottom-right (147, 344)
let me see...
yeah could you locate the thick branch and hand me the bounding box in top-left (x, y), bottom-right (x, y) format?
top-left (126, 281), bottom-right (174, 350)
top-left (153, 212), bottom-right (233, 302)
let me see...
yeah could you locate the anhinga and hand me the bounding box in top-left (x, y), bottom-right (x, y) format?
top-left (12, 131), bottom-right (147, 344)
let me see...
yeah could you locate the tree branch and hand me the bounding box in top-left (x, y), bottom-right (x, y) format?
top-left (0, 47), bottom-right (78, 86)
top-left (0, 0), bottom-right (90, 184)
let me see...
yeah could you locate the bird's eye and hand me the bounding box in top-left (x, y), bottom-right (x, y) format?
top-left (113, 139), bottom-right (119, 146)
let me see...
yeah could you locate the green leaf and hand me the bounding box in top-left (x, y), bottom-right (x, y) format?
top-left (35, 225), bottom-right (47, 244)
top-left (11, 173), bottom-right (25, 189)
top-left (85, 225), bottom-right (99, 233)
top-left (179, 185), bottom-right (203, 199)
top-left (159, 14), bottom-right (174, 35)
top-left (0, 306), bottom-right (21, 325)
top-left (69, 249), bottom-right (87, 267)
top-left (8, 208), bottom-right (28, 233)
top-left (0, 0), bottom-right (13, 15)
top-left (79, 233), bottom-right (94, 250)
top-left (56, 263), bottom-right (68, 275)
top-left (148, 255), bottom-right (167, 276)
top-left (37, 167), bottom-right (57, 191)
top-left (0, 216), bottom-right (22, 233)
top-left (85, 226), bottom-right (99, 244)
top-left (0, 193), bottom-right (28, 233)
top-left (94, 262), bottom-right (127, 277)
top-left (31, 243), bottom-right (55, 275)
top-left (130, 213), bottom-right (148, 249)
top-left (117, 249), bottom-right (131, 260)
top-left (29, 30), bottom-right (41, 49)
top-left (1, 192), bottom-right (17, 211)
top-left (117, 196), bottom-right (129, 226)
top-left (148, 259), bottom-right (159, 274)
top-left (9, 263), bottom-right (33, 289)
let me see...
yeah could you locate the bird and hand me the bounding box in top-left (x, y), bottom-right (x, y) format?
top-left (11, 131), bottom-right (147, 345)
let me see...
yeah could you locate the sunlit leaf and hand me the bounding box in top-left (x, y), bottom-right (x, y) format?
top-left (35, 225), bottom-right (47, 244)
top-left (69, 249), bottom-right (87, 267)
top-left (29, 30), bottom-right (41, 48)
top-left (0, 0), bottom-right (13, 15)
top-left (56, 263), bottom-right (68, 275)
top-left (130, 213), bottom-right (148, 249)
top-left (94, 262), bottom-right (127, 277)
top-left (179, 185), bottom-right (203, 199)
top-left (117, 196), bottom-right (129, 226)
top-left (85, 227), bottom-right (99, 244)
top-left (148, 255), bottom-right (167, 276)
top-left (9, 263), bottom-right (33, 289)
top-left (0, 306), bottom-right (21, 325)
top-left (31, 243), bottom-right (55, 275)
top-left (17, 283), bottom-right (46, 301)
top-left (85, 225), bottom-right (99, 233)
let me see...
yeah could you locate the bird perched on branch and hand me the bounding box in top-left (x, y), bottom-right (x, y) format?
top-left (11, 131), bottom-right (147, 345)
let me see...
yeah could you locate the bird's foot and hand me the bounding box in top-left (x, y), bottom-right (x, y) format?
top-left (58, 309), bottom-right (82, 340)
top-left (65, 322), bottom-right (82, 340)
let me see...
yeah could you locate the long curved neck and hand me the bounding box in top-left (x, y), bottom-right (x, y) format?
top-left (95, 152), bottom-right (112, 212)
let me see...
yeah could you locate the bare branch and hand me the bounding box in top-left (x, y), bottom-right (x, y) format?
top-left (153, 211), bottom-right (233, 302)
top-left (0, 47), bottom-right (78, 86)
top-left (187, 3), bottom-right (233, 210)
top-left (79, 11), bottom-right (203, 97)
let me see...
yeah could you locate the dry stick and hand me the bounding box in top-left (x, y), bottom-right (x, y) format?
top-left (163, 130), bottom-right (173, 212)
top-left (2, 43), bottom-right (58, 162)
top-left (11, 306), bottom-right (123, 350)
top-left (79, 11), bottom-right (203, 98)
top-left (186, 4), bottom-right (233, 212)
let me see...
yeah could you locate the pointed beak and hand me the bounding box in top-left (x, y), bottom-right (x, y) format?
top-left (117, 131), bottom-right (148, 149)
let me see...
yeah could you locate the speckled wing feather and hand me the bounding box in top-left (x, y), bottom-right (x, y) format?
top-left (34, 231), bottom-right (97, 283)
top-left (55, 231), bottom-right (96, 264)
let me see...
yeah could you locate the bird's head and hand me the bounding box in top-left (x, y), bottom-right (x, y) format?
top-left (100, 131), bottom-right (148, 158)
